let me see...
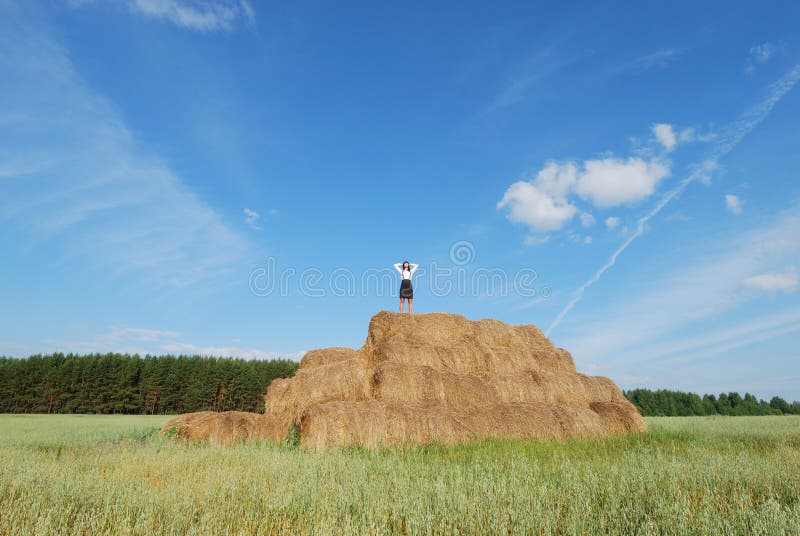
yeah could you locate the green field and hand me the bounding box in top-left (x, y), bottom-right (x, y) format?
top-left (1, 415), bottom-right (798, 535)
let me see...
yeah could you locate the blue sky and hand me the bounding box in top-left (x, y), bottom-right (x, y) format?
top-left (2, 0), bottom-right (799, 400)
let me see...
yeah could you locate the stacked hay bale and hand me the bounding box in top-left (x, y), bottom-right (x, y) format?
top-left (159, 411), bottom-right (284, 446)
top-left (162, 311), bottom-right (646, 449)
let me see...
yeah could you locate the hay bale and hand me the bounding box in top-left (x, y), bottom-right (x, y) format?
top-left (264, 355), bottom-right (371, 427)
top-left (364, 311), bottom-right (576, 374)
top-left (159, 411), bottom-right (284, 446)
top-left (372, 362), bottom-right (494, 409)
top-left (299, 401), bottom-right (615, 450)
top-left (164, 311), bottom-right (646, 448)
top-left (589, 402), bottom-right (648, 435)
top-left (373, 364), bottom-right (629, 409)
top-left (299, 347), bottom-right (358, 369)
top-left (263, 377), bottom-right (291, 403)
top-left (578, 374), bottom-right (629, 404)
top-left (494, 370), bottom-right (627, 407)
top-left (491, 370), bottom-right (589, 406)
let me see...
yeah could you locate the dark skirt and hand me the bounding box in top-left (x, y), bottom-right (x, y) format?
top-left (400, 279), bottom-right (413, 299)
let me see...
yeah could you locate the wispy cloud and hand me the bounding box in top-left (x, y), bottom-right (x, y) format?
top-left (651, 123), bottom-right (677, 151)
top-left (162, 342), bottom-right (304, 361)
top-left (523, 235), bottom-right (551, 247)
top-left (742, 267), bottom-right (798, 294)
top-left (647, 123), bottom-right (715, 154)
top-left (112, 327), bottom-right (182, 341)
top-left (725, 194), bottom-right (743, 214)
top-left (40, 325), bottom-right (301, 360)
top-left (243, 207), bottom-right (262, 230)
top-left (744, 42), bottom-right (784, 75)
top-left (546, 63), bottom-right (800, 335)
top-left (42, 326), bottom-right (179, 356)
top-left (557, 208), bottom-right (800, 367)
top-left (484, 45), bottom-right (583, 112)
top-left (616, 308), bottom-right (800, 368)
top-left (0, 341), bottom-right (28, 357)
top-left (619, 48), bottom-right (687, 75)
top-left (664, 211), bottom-right (693, 223)
top-left (0, 8), bottom-right (252, 288)
top-left (71, 0), bottom-right (255, 32)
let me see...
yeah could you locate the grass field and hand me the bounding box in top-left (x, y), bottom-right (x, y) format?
top-left (1, 415), bottom-right (798, 535)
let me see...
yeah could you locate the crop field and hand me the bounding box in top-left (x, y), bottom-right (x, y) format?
top-left (1, 414), bottom-right (798, 535)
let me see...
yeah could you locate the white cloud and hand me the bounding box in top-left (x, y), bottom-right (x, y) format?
top-left (243, 207), bottom-right (262, 230)
top-left (547, 62), bottom-right (800, 335)
top-left (725, 194), bottom-right (743, 214)
top-left (574, 157), bottom-right (670, 207)
top-left (73, 0), bottom-right (255, 32)
top-left (502, 65), bottom-right (800, 265)
top-left (584, 235), bottom-right (592, 245)
top-left (500, 117), bottom-right (719, 243)
top-left (652, 123), bottom-right (677, 151)
top-left (533, 161), bottom-right (578, 198)
top-left (605, 216), bottom-right (620, 230)
top-left (742, 268), bottom-right (798, 294)
top-left (497, 179), bottom-right (578, 233)
top-left (499, 156), bottom-right (668, 240)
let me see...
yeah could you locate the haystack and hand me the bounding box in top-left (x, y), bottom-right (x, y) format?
top-left (161, 311), bottom-right (646, 449)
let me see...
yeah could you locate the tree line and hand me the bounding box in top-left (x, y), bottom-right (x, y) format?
top-left (2, 354), bottom-right (799, 417)
top-left (0, 353), bottom-right (299, 414)
top-left (624, 388), bottom-right (800, 417)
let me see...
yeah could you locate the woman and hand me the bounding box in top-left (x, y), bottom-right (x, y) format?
top-left (393, 260), bottom-right (418, 314)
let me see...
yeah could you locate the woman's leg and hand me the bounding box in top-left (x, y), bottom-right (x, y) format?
top-left (408, 298), bottom-right (413, 314)
top-left (399, 297), bottom-right (405, 313)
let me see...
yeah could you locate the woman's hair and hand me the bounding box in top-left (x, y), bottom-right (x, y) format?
top-left (403, 260), bottom-right (410, 271)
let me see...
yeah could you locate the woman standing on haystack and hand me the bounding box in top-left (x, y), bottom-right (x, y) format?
top-left (393, 260), bottom-right (418, 314)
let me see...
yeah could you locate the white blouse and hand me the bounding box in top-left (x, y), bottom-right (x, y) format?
top-left (393, 262), bottom-right (419, 280)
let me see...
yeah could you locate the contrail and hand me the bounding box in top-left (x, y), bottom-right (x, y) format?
top-left (546, 64), bottom-right (800, 337)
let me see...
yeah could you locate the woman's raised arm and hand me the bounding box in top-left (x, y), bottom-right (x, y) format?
top-left (409, 263), bottom-right (419, 273)
top-left (393, 262), bottom-right (403, 274)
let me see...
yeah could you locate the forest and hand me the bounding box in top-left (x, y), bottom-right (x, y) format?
top-left (2, 353), bottom-right (799, 417)
top-left (624, 388), bottom-right (800, 416)
top-left (0, 353), bottom-right (298, 414)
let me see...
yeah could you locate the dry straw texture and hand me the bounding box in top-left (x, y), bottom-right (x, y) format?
top-left (161, 311), bottom-right (646, 448)
top-left (160, 411), bottom-right (284, 446)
